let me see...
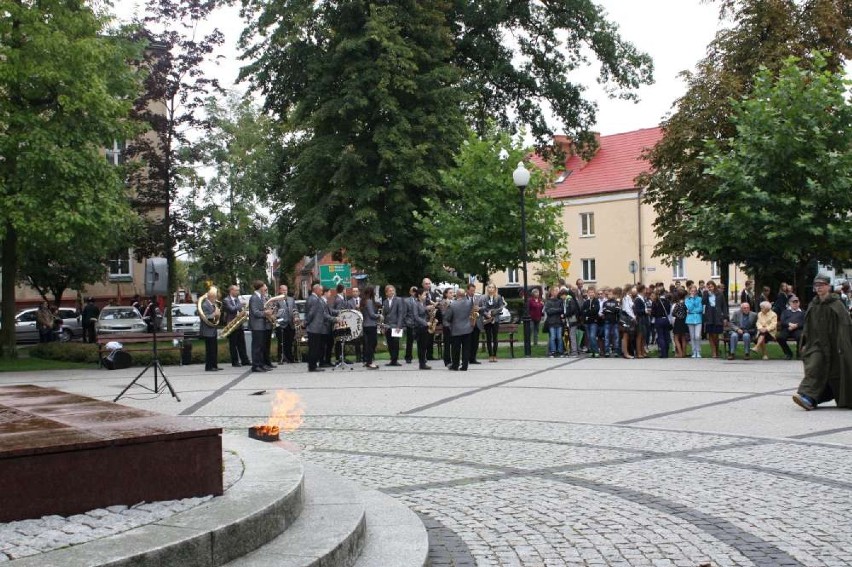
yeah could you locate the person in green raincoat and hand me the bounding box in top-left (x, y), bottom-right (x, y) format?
top-left (792, 274), bottom-right (852, 410)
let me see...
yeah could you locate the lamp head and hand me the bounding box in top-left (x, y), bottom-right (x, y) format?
top-left (513, 162), bottom-right (530, 189)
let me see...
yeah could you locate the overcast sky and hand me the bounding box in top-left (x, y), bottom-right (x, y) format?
top-left (113, 0), bottom-right (722, 136)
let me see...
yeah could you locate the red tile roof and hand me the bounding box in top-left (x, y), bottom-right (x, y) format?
top-left (535, 127), bottom-right (663, 199)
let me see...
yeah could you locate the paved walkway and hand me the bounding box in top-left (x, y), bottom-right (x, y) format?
top-left (2, 356), bottom-right (850, 566)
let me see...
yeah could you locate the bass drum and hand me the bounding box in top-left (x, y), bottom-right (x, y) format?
top-left (333, 309), bottom-right (364, 341)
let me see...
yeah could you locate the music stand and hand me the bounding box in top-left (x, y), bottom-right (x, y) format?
top-left (332, 330), bottom-right (353, 371)
top-left (114, 311), bottom-right (181, 402)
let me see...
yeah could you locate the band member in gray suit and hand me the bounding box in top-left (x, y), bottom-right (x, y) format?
top-left (444, 287), bottom-right (474, 371)
top-left (200, 287), bottom-right (222, 371)
top-left (466, 283), bottom-right (482, 364)
top-left (404, 286), bottom-right (418, 364)
top-left (305, 283), bottom-right (324, 372)
top-left (422, 278), bottom-right (441, 360)
top-left (411, 289), bottom-right (431, 370)
top-left (275, 284), bottom-right (297, 363)
top-left (249, 281), bottom-right (274, 372)
top-left (223, 285), bottom-right (250, 367)
top-left (382, 284), bottom-right (404, 366)
top-left (360, 286), bottom-right (380, 369)
top-left (345, 287), bottom-right (363, 362)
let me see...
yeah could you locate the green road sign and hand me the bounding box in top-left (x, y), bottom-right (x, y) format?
top-left (319, 264), bottom-right (351, 288)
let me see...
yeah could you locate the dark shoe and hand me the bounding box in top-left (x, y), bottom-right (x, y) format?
top-left (419, 365), bottom-right (432, 370)
top-left (386, 362), bottom-right (402, 367)
top-left (319, 363), bottom-right (333, 368)
top-left (252, 367), bottom-right (268, 372)
top-left (744, 353), bottom-right (750, 360)
top-left (469, 360), bottom-right (481, 365)
top-left (449, 367), bottom-right (459, 371)
top-left (727, 354), bottom-right (734, 361)
top-left (460, 366), bottom-right (468, 371)
top-left (267, 363), bottom-right (278, 368)
top-left (405, 359), bottom-right (412, 364)
top-left (232, 363), bottom-right (243, 367)
top-left (263, 365), bottom-right (274, 371)
top-left (792, 393), bottom-right (815, 411)
top-left (784, 354), bottom-right (793, 361)
top-left (309, 368), bottom-right (325, 372)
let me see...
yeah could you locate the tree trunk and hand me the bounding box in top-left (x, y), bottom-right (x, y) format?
top-left (720, 263), bottom-right (731, 302)
top-left (2, 225), bottom-right (18, 358)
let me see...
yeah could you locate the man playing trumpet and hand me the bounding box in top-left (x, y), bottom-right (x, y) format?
top-left (200, 286), bottom-right (222, 372)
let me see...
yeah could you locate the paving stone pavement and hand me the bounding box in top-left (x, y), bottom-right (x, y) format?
top-left (1, 354), bottom-right (850, 566)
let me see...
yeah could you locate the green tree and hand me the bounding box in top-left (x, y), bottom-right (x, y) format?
top-left (696, 53), bottom-right (851, 293)
top-left (239, 0), bottom-right (651, 287)
top-left (416, 129), bottom-right (567, 287)
top-left (639, 0), bottom-right (851, 290)
top-left (126, 0), bottom-right (225, 329)
top-left (0, 0), bottom-right (142, 356)
top-left (182, 94), bottom-right (279, 289)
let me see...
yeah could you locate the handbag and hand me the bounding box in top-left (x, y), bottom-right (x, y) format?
top-left (618, 312), bottom-right (636, 331)
top-left (659, 299), bottom-right (674, 328)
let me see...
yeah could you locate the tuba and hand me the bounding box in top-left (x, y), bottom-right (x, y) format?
top-left (197, 294), bottom-right (222, 327)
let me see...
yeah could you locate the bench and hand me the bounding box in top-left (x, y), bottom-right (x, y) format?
top-left (97, 332), bottom-right (185, 368)
top-left (721, 326), bottom-right (800, 358)
top-left (478, 324), bottom-right (519, 358)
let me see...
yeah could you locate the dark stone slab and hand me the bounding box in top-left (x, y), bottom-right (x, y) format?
top-left (0, 385), bottom-right (222, 523)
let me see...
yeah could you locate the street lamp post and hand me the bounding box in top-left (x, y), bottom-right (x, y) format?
top-left (513, 162), bottom-right (532, 357)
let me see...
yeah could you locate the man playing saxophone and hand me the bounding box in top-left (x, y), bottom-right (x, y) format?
top-left (222, 285), bottom-right (250, 368)
top-left (200, 286), bottom-right (222, 372)
top-left (249, 281), bottom-right (274, 372)
top-left (275, 284), bottom-right (297, 364)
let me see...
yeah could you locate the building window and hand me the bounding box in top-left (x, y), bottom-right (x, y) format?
top-left (108, 249), bottom-right (132, 282)
top-left (105, 140), bottom-right (126, 166)
top-left (507, 268), bottom-right (519, 285)
top-left (672, 257), bottom-right (686, 280)
top-left (710, 261), bottom-right (720, 278)
top-left (581, 258), bottom-right (596, 282)
top-left (580, 212), bottom-right (595, 237)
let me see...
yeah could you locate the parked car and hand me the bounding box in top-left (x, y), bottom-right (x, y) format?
top-left (14, 307), bottom-right (82, 343)
top-left (171, 303), bottom-right (200, 337)
top-left (96, 306), bottom-right (147, 336)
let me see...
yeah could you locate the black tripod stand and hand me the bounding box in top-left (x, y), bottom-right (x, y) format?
top-left (114, 315), bottom-right (180, 402)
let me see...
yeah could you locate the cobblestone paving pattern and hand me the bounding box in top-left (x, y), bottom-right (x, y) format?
top-left (203, 415), bottom-right (851, 567)
top-left (0, 450), bottom-right (243, 561)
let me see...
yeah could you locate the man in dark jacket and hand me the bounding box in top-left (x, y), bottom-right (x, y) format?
top-left (778, 296), bottom-right (805, 360)
top-left (792, 274), bottom-right (852, 410)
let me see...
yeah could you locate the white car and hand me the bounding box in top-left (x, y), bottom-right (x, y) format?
top-left (96, 306), bottom-right (147, 336)
top-left (171, 303), bottom-right (201, 337)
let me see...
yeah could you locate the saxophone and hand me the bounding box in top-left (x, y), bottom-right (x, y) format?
top-left (426, 304), bottom-right (438, 334)
top-left (221, 303), bottom-right (248, 338)
top-left (470, 300), bottom-right (480, 326)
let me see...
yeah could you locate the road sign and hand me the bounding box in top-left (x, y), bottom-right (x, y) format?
top-left (628, 260), bottom-right (639, 274)
top-left (319, 264), bottom-right (351, 289)
top-left (559, 260), bottom-right (571, 273)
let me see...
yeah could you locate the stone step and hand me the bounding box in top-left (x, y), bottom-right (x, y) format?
top-left (224, 463), bottom-right (367, 567)
top-left (8, 435), bottom-right (304, 567)
top-left (354, 489), bottom-right (429, 567)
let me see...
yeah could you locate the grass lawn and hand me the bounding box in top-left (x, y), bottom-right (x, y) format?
top-left (0, 347), bottom-right (92, 372)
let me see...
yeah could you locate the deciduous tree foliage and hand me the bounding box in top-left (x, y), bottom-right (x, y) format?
top-left (239, 0), bottom-right (652, 287)
top-left (0, 0), bottom-right (142, 356)
top-left (127, 0), bottom-right (224, 327)
top-left (182, 94), bottom-right (280, 290)
top-left (697, 54), bottom-right (851, 292)
top-left (639, 0), bottom-right (851, 289)
top-left (416, 128), bottom-right (566, 287)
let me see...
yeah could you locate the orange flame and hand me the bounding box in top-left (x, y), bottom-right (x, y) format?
top-left (265, 389), bottom-right (304, 433)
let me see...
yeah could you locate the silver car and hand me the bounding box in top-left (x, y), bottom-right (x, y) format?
top-left (15, 307), bottom-right (82, 343)
top-left (171, 303), bottom-right (200, 337)
top-left (96, 306), bottom-right (148, 336)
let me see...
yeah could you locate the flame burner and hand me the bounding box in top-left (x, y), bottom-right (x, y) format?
top-left (248, 425), bottom-right (280, 442)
